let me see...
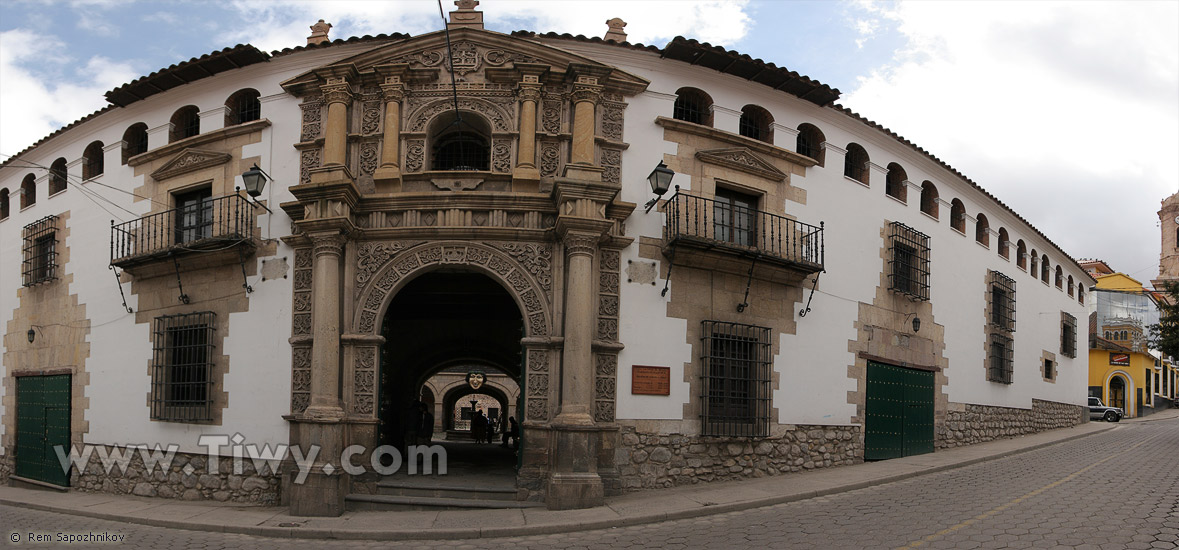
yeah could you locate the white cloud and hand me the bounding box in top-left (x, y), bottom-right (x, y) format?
top-left (0, 29), bottom-right (138, 156)
top-left (222, 0), bottom-right (752, 52)
top-left (842, 1), bottom-right (1179, 278)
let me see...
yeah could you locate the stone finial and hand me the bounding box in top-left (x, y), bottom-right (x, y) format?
top-left (308, 19), bottom-right (332, 46)
top-left (604, 18), bottom-right (627, 43)
top-left (449, 0), bottom-right (484, 30)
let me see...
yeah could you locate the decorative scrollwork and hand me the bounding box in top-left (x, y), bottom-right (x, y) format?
top-left (527, 374), bottom-right (548, 396)
top-left (601, 105), bottom-right (624, 140)
top-left (405, 140), bottom-right (424, 173)
top-left (361, 102), bottom-right (381, 134)
top-left (359, 142), bottom-right (378, 175)
top-left (407, 98), bottom-right (511, 133)
top-left (540, 143), bottom-right (559, 177)
top-left (492, 140), bottom-right (512, 173)
top-left (357, 241), bottom-right (409, 285)
top-left (542, 100), bottom-right (561, 134)
top-left (491, 242), bottom-right (553, 294)
top-left (527, 399), bottom-right (548, 422)
top-left (595, 354), bottom-right (617, 376)
top-left (300, 149), bottom-right (320, 184)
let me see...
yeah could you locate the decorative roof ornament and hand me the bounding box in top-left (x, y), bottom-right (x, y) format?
top-left (604, 18), bottom-right (628, 43)
top-left (307, 19), bottom-right (332, 46)
top-left (449, 0), bottom-right (484, 30)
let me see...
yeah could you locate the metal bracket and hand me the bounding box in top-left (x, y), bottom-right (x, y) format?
top-left (172, 255), bottom-right (190, 304)
top-left (799, 272), bottom-right (821, 318)
top-left (109, 265), bottom-right (133, 313)
top-left (736, 256), bottom-right (758, 313)
top-left (661, 247), bottom-right (676, 297)
top-left (237, 247), bottom-right (254, 294)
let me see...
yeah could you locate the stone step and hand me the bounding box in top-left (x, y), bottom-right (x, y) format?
top-left (345, 493), bottom-right (544, 511)
top-left (375, 480), bottom-right (518, 501)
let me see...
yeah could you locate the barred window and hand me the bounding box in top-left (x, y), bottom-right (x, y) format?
top-left (22, 215), bottom-right (58, 286)
top-left (796, 123), bottom-right (825, 165)
top-left (673, 88), bottom-right (712, 126)
top-left (225, 88), bottom-right (261, 126)
top-left (151, 312), bottom-right (215, 422)
top-left (1061, 312), bottom-right (1078, 358)
top-left (988, 333), bottom-right (1013, 384)
top-left (989, 270), bottom-right (1016, 332)
top-left (738, 105), bottom-right (772, 143)
top-left (1043, 358), bottom-right (1055, 380)
top-left (700, 321), bottom-right (771, 437)
top-left (888, 222), bottom-right (930, 301)
top-left (844, 143), bottom-right (869, 184)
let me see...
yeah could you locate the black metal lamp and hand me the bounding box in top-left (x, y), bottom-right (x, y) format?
top-left (644, 161), bottom-right (675, 213)
top-left (241, 164), bottom-right (269, 198)
top-left (912, 317), bottom-right (921, 333)
top-left (27, 328), bottom-right (35, 343)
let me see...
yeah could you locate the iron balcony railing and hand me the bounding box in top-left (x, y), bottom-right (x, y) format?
top-left (663, 191), bottom-right (824, 270)
top-left (111, 193), bottom-right (254, 267)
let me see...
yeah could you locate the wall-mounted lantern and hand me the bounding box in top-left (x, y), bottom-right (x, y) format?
top-left (644, 161), bottom-right (675, 213)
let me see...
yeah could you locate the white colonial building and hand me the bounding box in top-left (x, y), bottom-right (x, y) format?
top-left (0, 3), bottom-right (1092, 515)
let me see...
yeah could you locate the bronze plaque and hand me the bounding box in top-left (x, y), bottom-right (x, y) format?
top-left (632, 365), bottom-right (670, 395)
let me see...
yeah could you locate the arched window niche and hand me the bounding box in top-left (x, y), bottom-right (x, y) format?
top-left (429, 111), bottom-right (491, 172)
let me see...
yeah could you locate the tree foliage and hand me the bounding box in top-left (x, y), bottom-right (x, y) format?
top-left (1148, 279), bottom-right (1179, 360)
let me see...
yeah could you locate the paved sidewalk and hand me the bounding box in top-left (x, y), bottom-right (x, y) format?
top-left (3, 411), bottom-right (1176, 541)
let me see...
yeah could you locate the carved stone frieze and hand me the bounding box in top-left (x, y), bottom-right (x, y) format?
top-left (406, 97), bottom-right (512, 133)
top-left (541, 99), bottom-right (562, 134)
top-left (601, 104), bottom-right (624, 140)
top-left (356, 241), bottom-right (412, 285)
top-left (601, 148), bottom-right (621, 184)
top-left (353, 348), bottom-right (377, 415)
top-left (490, 242), bottom-right (553, 294)
top-left (300, 149), bottom-right (321, 184)
top-left (525, 349), bottom-right (550, 422)
top-left (151, 149), bottom-right (231, 181)
top-left (540, 143), bottom-right (560, 177)
top-left (695, 147), bottom-right (787, 182)
top-left (300, 96), bottom-right (323, 142)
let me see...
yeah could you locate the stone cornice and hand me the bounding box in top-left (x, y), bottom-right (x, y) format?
top-left (655, 116), bottom-right (817, 167)
top-left (149, 148), bottom-right (232, 181)
top-left (128, 119), bottom-right (271, 167)
top-left (695, 147), bottom-right (787, 182)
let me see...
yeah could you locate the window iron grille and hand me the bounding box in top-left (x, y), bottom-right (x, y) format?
top-left (844, 146), bottom-right (869, 183)
top-left (151, 312), bottom-right (215, 422)
top-left (988, 332), bottom-right (1013, 384)
top-left (432, 132), bottom-right (489, 171)
top-left (1061, 312), bottom-right (1078, 358)
top-left (674, 94), bottom-right (706, 125)
top-left (739, 113), bottom-right (763, 141)
top-left (22, 215), bottom-right (58, 286)
top-left (700, 321), bottom-right (771, 437)
top-left (1044, 359), bottom-right (1055, 380)
top-left (237, 93), bottom-right (261, 124)
top-left (989, 270), bottom-right (1017, 332)
top-left (797, 133), bottom-right (819, 160)
top-left (888, 222), bottom-right (930, 301)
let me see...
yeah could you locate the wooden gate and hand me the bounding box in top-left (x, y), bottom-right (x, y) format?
top-left (15, 374), bottom-right (72, 487)
top-left (865, 361), bottom-right (933, 460)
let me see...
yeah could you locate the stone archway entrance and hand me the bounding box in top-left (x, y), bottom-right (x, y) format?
top-left (1109, 375), bottom-right (1127, 414)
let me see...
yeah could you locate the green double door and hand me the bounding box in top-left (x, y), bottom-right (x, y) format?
top-left (15, 375), bottom-right (71, 487)
top-left (865, 361), bottom-right (934, 460)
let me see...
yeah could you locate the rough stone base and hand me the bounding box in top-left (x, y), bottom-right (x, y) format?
top-left (616, 424), bottom-right (862, 491)
top-left (68, 446), bottom-right (281, 504)
top-left (936, 398), bottom-right (1086, 449)
top-left (0, 454), bottom-right (12, 484)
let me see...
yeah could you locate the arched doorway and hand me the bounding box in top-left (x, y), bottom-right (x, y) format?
top-left (377, 270), bottom-right (523, 479)
top-left (1109, 375), bottom-right (1127, 412)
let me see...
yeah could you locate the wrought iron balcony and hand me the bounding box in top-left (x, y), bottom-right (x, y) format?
top-left (110, 193), bottom-right (256, 269)
top-left (663, 191), bottom-right (824, 273)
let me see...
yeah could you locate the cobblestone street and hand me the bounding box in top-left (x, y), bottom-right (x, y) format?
top-left (3, 420), bottom-right (1177, 549)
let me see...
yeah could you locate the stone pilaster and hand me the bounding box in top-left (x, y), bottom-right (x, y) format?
top-left (373, 65), bottom-right (407, 193)
top-left (568, 77), bottom-right (603, 172)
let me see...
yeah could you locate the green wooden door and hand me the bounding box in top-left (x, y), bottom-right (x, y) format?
top-left (865, 361), bottom-right (933, 460)
top-left (15, 375), bottom-right (71, 487)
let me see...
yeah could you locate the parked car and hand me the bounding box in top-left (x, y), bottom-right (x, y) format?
top-left (1089, 397), bottom-right (1124, 422)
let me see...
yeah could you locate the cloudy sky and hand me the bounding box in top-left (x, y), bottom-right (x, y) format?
top-left (1, 0), bottom-right (1176, 283)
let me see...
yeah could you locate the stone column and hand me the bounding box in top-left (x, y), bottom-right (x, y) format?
top-left (570, 77), bottom-right (602, 166)
top-left (513, 81), bottom-right (542, 189)
top-left (306, 232), bottom-right (345, 418)
top-left (555, 232), bottom-right (599, 425)
top-left (321, 77), bottom-right (352, 167)
top-left (374, 66), bottom-right (406, 192)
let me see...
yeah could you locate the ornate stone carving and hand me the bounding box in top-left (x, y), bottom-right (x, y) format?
top-left (593, 401), bottom-right (615, 423)
top-left (599, 272), bottom-right (619, 294)
top-left (293, 293), bottom-right (311, 312)
top-left (528, 349), bottom-right (549, 372)
top-left (527, 399), bottom-right (548, 422)
top-left (527, 374), bottom-right (548, 396)
top-left (359, 142), bottom-right (378, 175)
top-left (570, 86), bottom-right (602, 105)
top-left (300, 149), bottom-right (320, 184)
top-left (292, 313), bottom-right (311, 335)
top-left (541, 100), bottom-right (561, 134)
top-left (407, 98), bottom-right (511, 132)
top-left (695, 147), bottom-right (787, 182)
top-left (564, 233), bottom-right (598, 258)
top-left (601, 105), bottom-right (624, 140)
top-left (292, 393), bottom-right (310, 414)
top-left (300, 97), bottom-right (323, 142)
top-left (598, 295), bottom-right (618, 316)
top-left (293, 270), bottom-right (312, 291)
top-left (361, 101), bottom-right (381, 134)
top-left (313, 234), bottom-right (345, 258)
top-left (358, 310), bottom-right (377, 334)
top-left (321, 77), bottom-right (353, 105)
top-left (492, 139), bottom-right (511, 173)
top-left (528, 312), bottom-right (548, 336)
top-left (595, 354), bottom-right (617, 376)
top-left (151, 149), bottom-right (232, 181)
top-left (597, 318), bottom-right (618, 341)
top-left (405, 140), bottom-right (424, 173)
top-left (353, 348), bottom-right (377, 415)
top-left (595, 377), bottom-right (616, 400)
top-left (357, 241), bottom-right (409, 285)
top-left (540, 143), bottom-right (559, 177)
top-left (517, 85), bottom-right (542, 104)
top-left (491, 242), bottom-right (553, 294)
top-left (601, 148), bottom-right (621, 184)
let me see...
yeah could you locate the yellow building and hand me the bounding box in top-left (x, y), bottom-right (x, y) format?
top-left (1084, 266), bottom-right (1160, 418)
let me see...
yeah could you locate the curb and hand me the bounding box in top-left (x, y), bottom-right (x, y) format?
top-left (0, 423), bottom-right (1118, 541)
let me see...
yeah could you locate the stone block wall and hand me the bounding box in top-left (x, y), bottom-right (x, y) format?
top-left (616, 424), bottom-right (862, 491)
top-left (0, 454), bottom-right (11, 484)
top-left (936, 398), bottom-right (1085, 449)
top-left (70, 447), bottom-right (281, 504)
